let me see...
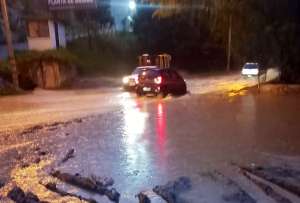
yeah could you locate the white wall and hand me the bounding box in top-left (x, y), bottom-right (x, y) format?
top-left (27, 20), bottom-right (66, 51)
top-left (27, 37), bottom-right (53, 51)
top-left (48, 20), bottom-right (57, 49)
top-left (58, 23), bottom-right (66, 48)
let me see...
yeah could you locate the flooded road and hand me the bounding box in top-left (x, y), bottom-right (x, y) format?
top-left (1, 71), bottom-right (300, 203)
top-left (0, 72), bottom-right (261, 134)
top-left (0, 88), bottom-right (121, 134)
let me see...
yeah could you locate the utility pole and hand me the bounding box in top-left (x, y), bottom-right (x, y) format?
top-left (226, 14), bottom-right (232, 72)
top-left (0, 0), bottom-right (19, 88)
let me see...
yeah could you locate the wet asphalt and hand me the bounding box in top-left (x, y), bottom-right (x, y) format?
top-left (1, 72), bottom-right (300, 203)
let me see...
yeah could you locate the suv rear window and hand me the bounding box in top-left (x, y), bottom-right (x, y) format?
top-left (140, 69), bottom-right (160, 78)
top-left (133, 68), bottom-right (145, 74)
top-left (244, 64), bottom-right (259, 69)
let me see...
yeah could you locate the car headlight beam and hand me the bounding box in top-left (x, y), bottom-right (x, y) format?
top-left (123, 76), bottom-right (129, 84)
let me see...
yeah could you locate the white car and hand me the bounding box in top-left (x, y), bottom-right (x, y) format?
top-left (241, 63), bottom-right (260, 77)
top-left (122, 66), bottom-right (157, 91)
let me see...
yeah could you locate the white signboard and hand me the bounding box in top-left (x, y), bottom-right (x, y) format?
top-left (48, 0), bottom-right (97, 10)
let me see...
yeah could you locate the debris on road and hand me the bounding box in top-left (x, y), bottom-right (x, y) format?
top-left (0, 179), bottom-right (5, 189)
top-left (18, 117), bottom-right (85, 138)
top-left (152, 176), bottom-right (192, 203)
top-left (37, 151), bottom-right (47, 156)
top-left (221, 176), bottom-right (257, 203)
top-left (90, 174), bottom-right (114, 187)
top-left (105, 188), bottom-right (120, 202)
top-left (58, 148), bottom-right (75, 165)
top-left (242, 166), bottom-right (300, 198)
top-left (50, 170), bottom-right (120, 202)
top-left (200, 171), bottom-right (257, 203)
top-left (34, 146), bottom-right (48, 156)
top-left (18, 148), bottom-right (48, 169)
top-left (33, 157), bottom-right (41, 164)
top-left (46, 122), bottom-right (63, 131)
top-left (241, 169), bottom-right (293, 203)
top-left (20, 162), bottom-right (30, 169)
top-left (74, 118), bottom-right (83, 123)
top-left (40, 181), bottom-right (97, 203)
top-left (137, 190), bottom-right (165, 203)
top-left (7, 186), bottom-right (48, 203)
top-left (22, 125), bottom-right (43, 135)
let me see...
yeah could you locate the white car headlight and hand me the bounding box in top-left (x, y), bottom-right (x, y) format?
top-left (122, 76), bottom-right (129, 84)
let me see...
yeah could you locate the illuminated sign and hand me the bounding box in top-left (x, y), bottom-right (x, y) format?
top-left (48, 0), bottom-right (97, 10)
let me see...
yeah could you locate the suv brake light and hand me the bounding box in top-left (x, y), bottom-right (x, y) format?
top-left (154, 76), bottom-right (162, 84)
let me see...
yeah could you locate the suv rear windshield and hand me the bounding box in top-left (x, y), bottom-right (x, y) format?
top-left (133, 68), bottom-right (145, 74)
top-left (244, 64), bottom-right (259, 69)
top-left (133, 67), bottom-right (158, 74)
top-left (140, 69), bottom-right (161, 78)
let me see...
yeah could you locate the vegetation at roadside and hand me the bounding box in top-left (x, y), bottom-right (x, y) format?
top-left (133, 5), bottom-right (226, 72)
top-left (1, 0), bottom-right (299, 84)
top-left (0, 49), bottom-right (78, 90)
top-left (67, 32), bottom-right (138, 76)
top-left (0, 32), bottom-right (138, 83)
top-left (136, 0), bottom-right (300, 83)
top-left (0, 86), bottom-right (23, 96)
top-left (0, 49), bottom-right (77, 75)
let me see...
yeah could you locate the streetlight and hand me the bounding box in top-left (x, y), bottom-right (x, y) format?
top-left (129, 0), bottom-right (136, 11)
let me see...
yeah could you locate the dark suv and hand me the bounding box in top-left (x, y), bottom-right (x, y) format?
top-left (136, 68), bottom-right (187, 97)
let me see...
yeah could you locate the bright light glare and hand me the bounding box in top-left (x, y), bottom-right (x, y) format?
top-left (134, 75), bottom-right (139, 84)
top-left (123, 76), bottom-right (129, 84)
top-left (127, 15), bottom-right (133, 22)
top-left (129, 0), bottom-right (136, 10)
top-left (154, 76), bottom-right (162, 84)
top-left (242, 68), bottom-right (259, 75)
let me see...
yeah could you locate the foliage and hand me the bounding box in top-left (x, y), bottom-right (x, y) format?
top-left (0, 49), bottom-right (78, 90)
top-left (0, 85), bottom-right (21, 95)
top-left (137, 0), bottom-right (300, 82)
top-left (67, 32), bottom-right (139, 75)
top-left (0, 60), bottom-right (10, 75)
top-left (16, 49), bottom-right (77, 64)
top-left (133, 1), bottom-right (226, 71)
top-left (58, 0), bottom-right (115, 49)
top-left (0, 49), bottom-right (77, 77)
top-left (1, 0), bottom-right (134, 77)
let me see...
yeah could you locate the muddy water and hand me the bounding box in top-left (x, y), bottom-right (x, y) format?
top-left (40, 92), bottom-right (300, 202)
top-left (0, 73), bottom-right (258, 134)
top-left (1, 71), bottom-right (299, 202)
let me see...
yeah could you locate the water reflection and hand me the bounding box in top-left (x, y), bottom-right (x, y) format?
top-left (123, 101), bottom-right (147, 143)
top-left (156, 102), bottom-right (167, 167)
top-left (156, 103), bottom-right (166, 153)
top-left (119, 93), bottom-right (150, 175)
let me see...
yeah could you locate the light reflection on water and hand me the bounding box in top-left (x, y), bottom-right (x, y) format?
top-left (119, 93), bottom-right (150, 175)
top-left (156, 102), bottom-right (167, 167)
top-left (119, 93), bottom-right (169, 179)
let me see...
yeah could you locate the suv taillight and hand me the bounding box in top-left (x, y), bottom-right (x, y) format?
top-left (154, 76), bottom-right (162, 84)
